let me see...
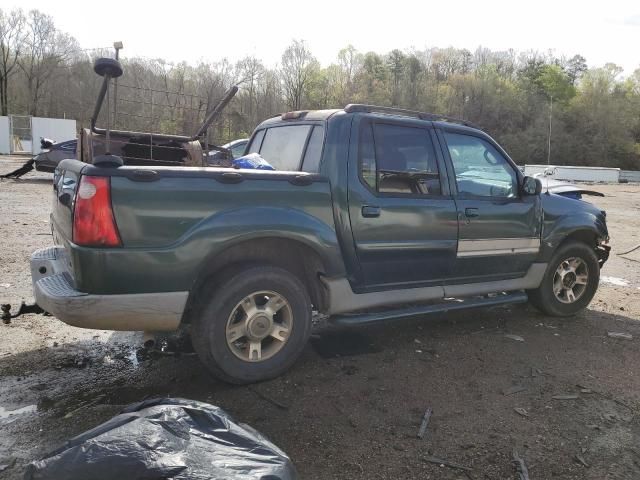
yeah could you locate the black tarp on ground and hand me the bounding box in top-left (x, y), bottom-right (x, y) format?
top-left (24, 397), bottom-right (296, 480)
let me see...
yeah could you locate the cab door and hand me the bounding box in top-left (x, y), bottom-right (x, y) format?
top-left (437, 128), bottom-right (542, 283)
top-left (347, 116), bottom-right (459, 289)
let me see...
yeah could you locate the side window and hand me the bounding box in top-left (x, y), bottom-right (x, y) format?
top-left (359, 122), bottom-right (441, 196)
top-left (301, 126), bottom-right (325, 173)
top-left (247, 129), bottom-right (265, 154)
top-left (444, 132), bottom-right (517, 198)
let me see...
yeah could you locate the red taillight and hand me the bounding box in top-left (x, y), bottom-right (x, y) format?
top-left (73, 176), bottom-right (121, 247)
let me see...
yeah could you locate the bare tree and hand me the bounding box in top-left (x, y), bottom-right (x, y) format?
top-left (280, 40), bottom-right (317, 110)
top-left (18, 10), bottom-right (77, 116)
top-left (0, 8), bottom-right (25, 115)
top-left (236, 56), bottom-right (265, 128)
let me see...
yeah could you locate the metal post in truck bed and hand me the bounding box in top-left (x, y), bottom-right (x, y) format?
top-left (91, 57), bottom-right (125, 168)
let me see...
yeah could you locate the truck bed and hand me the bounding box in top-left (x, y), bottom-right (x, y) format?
top-left (51, 160), bottom-right (342, 295)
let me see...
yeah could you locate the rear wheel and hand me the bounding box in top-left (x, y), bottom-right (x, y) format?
top-left (528, 241), bottom-right (600, 317)
top-left (191, 266), bottom-right (312, 384)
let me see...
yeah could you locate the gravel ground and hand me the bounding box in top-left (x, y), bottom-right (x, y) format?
top-left (1, 155), bottom-right (639, 479)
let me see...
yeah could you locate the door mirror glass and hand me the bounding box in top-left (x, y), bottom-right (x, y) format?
top-left (522, 176), bottom-right (542, 195)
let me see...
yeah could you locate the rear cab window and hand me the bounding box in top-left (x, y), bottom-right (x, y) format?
top-left (247, 124), bottom-right (325, 172)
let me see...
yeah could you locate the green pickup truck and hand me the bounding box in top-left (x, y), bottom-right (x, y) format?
top-left (31, 104), bottom-right (610, 384)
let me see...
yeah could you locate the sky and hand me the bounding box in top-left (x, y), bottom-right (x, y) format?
top-left (7, 0), bottom-right (640, 75)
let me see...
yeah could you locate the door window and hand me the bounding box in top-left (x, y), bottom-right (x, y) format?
top-left (359, 122), bottom-right (442, 196)
top-left (444, 132), bottom-right (518, 198)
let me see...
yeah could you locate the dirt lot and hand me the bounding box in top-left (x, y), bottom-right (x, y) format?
top-left (1, 155), bottom-right (639, 479)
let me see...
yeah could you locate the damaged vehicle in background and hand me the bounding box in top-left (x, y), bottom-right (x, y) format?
top-left (207, 138), bottom-right (249, 166)
top-left (533, 173), bottom-right (606, 201)
top-left (26, 58), bottom-right (611, 384)
top-left (34, 138), bottom-right (78, 172)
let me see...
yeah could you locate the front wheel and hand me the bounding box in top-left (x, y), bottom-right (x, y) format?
top-left (528, 241), bottom-right (600, 317)
top-left (191, 265), bottom-right (312, 384)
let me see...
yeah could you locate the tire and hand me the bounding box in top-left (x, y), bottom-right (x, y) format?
top-left (191, 265), bottom-right (312, 384)
top-left (528, 241), bottom-right (600, 317)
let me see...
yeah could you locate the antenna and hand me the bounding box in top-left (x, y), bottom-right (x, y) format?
top-left (547, 95), bottom-right (553, 165)
top-left (543, 166), bottom-right (556, 195)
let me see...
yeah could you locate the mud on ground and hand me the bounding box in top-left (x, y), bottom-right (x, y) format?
top-left (1, 156), bottom-right (639, 479)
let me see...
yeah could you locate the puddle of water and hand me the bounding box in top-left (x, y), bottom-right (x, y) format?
top-left (601, 276), bottom-right (631, 287)
top-left (0, 404), bottom-right (37, 419)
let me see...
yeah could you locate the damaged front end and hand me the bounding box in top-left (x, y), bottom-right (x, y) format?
top-left (596, 242), bottom-right (611, 268)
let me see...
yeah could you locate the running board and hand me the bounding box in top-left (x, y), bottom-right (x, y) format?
top-left (329, 292), bottom-right (528, 327)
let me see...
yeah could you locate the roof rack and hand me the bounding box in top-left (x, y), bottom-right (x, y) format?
top-left (343, 104), bottom-right (478, 128)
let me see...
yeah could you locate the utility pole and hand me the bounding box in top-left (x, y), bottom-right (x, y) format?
top-left (113, 41), bottom-right (123, 129)
top-left (547, 95), bottom-right (553, 165)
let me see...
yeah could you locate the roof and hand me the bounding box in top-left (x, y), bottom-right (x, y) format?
top-left (257, 104), bottom-right (480, 131)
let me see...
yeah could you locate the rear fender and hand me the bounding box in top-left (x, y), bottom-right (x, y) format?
top-left (181, 206), bottom-right (346, 278)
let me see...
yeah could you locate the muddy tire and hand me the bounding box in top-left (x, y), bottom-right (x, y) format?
top-left (191, 265), bottom-right (312, 384)
top-left (528, 241), bottom-right (600, 317)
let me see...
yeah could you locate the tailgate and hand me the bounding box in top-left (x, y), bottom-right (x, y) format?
top-left (51, 159), bottom-right (87, 245)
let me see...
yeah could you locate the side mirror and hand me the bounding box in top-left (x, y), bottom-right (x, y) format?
top-left (522, 176), bottom-right (542, 195)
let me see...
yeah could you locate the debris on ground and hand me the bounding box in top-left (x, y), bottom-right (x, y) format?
top-left (552, 394), bottom-right (579, 400)
top-left (512, 449), bottom-right (530, 480)
top-left (0, 158), bottom-right (34, 179)
top-left (617, 244), bottom-right (640, 256)
top-left (248, 386), bottom-right (290, 410)
top-left (505, 334), bottom-right (525, 342)
top-left (417, 407), bottom-right (432, 439)
top-left (24, 398), bottom-right (296, 480)
top-left (0, 458), bottom-right (16, 472)
top-left (514, 407), bottom-right (529, 417)
top-left (575, 453), bottom-right (590, 468)
top-left (607, 332), bottom-right (633, 340)
top-left (503, 385), bottom-right (527, 396)
top-left (63, 394), bottom-right (106, 419)
top-left (422, 455), bottom-right (473, 473)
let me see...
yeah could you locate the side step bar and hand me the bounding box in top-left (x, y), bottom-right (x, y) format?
top-left (329, 291), bottom-right (528, 327)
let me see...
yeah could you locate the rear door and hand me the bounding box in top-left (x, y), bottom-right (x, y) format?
top-left (437, 128), bottom-right (542, 283)
top-left (348, 115), bottom-right (458, 289)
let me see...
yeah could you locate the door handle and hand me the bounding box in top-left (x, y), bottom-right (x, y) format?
top-left (465, 208), bottom-right (479, 218)
top-left (361, 205), bottom-right (381, 218)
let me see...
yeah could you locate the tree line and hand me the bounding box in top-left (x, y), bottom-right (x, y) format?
top-left (1, 8), bottom-right (639, 169)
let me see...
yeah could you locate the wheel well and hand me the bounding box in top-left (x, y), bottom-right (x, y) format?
top-left (560, 230), bottom-right (597, 249)
top-left (183, 238), bottom-right (328, 322)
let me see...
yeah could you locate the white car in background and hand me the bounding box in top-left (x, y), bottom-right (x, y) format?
top-left (206, 138), bottom-right (248, 165)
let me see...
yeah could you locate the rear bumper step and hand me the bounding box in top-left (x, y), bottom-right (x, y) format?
top-left (31, 246), bottom-right (188, 331)
top-left (329, 292), bottom-right (528, 327)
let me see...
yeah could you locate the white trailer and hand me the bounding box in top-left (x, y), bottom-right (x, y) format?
top-left (524, 164), bottom-right (620, 183)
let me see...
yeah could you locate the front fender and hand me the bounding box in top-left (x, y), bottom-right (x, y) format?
top-left (539, 194), bottom-right (608, 262)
